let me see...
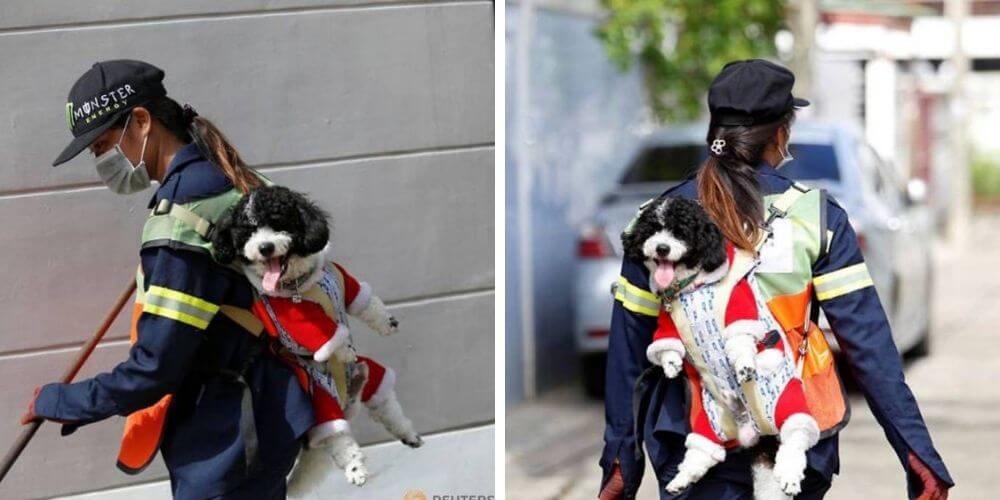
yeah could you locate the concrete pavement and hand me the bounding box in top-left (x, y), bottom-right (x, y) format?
top-left (507, 212), bottom-right (1000, 499)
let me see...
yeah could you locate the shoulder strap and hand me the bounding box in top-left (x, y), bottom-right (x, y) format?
top-left (810, 188), bottom-right (829, 326)
top-left (152, 198), bottom-right (216, 239)
top-left (755, 181), bottom-right (812, 252)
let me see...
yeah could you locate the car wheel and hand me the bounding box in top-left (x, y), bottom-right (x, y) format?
top-left (581, 353), bottom-right (606, 398)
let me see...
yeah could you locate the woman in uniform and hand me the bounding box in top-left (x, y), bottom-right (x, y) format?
top-left (20, 60), bottom-right (314, 500)
top-left (598, 60), bottom-right (953, 499)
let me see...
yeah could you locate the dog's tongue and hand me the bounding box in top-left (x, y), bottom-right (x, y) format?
top-left (262, 257), bottom-right (282, 293)
top-left (654, 261), bottom-right (675, 289)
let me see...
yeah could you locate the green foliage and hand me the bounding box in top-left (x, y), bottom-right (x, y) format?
top-left (596, 0), bottom-right (786, 123)
top-left (971, 153), bottom-right (1000, 201)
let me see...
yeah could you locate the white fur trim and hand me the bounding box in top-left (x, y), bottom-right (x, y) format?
top-left (645, 338), bottom-right (685, 365)
top-left (365, 366), bottom-right (397, 407)
top-left (755, 349), bottom-right (786, 374)
top-left (314, 329), bottom-right (348, 362)
top-left (685, 433), bottom-right (726, 463)
top-left (780, 413), bottom-right (820, 449)
top-left (347, 282), bottom-right (373, 315)
top-left (723, 319), bottom-right (766, 341)
top-left (307, 418), bottom-right (351, 448)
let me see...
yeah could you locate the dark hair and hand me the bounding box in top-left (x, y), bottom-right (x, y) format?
top-left (697, 110), bottom-right (795, 252)
top-left (112, 96), bottom-right (262, 193)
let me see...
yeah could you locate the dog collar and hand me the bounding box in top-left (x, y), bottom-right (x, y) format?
top-left (659, 272), bottom-right (699, 311)
top-left (276, 260), bottom-right (323, 302)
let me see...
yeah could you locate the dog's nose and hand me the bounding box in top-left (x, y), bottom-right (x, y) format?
top-left (258, 242), bottom-right (275, 258)
top-left (656, 244), bottom-right (670, 257)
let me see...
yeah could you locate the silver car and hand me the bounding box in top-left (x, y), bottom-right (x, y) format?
top-left (574, 121), bottom-right (934, 396)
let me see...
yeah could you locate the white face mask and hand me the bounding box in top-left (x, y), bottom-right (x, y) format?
top-left (775, 127), bottom-right (794, 168)
top-left (94, 114), bottom-right (151, 195)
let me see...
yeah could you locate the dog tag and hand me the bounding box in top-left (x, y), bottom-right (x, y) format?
top-left (757, 218), bottom-right (794, 273)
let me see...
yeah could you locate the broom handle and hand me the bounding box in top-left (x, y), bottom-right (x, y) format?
top-left (0, 280), bottom-right (136, 483)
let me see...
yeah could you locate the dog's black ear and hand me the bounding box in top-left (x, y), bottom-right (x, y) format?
top-left (694, 212), bottom-right (727, 272)
top-left (621, 198), bottom-right (661, 262)
top-left (296, 199), bottom-right (330, 255)
top-left (211, 206), bottom-right (239, 264)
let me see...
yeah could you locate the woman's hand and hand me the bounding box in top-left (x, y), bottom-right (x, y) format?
top-left (599, 462), bottom-right (625, 500)
top-left (19, 386), bottom-right (42, 425)
top-left (908, 451), bottom-right (948, 500)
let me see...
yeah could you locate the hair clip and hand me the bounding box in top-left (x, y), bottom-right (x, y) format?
top-left (710, 139), bottom-right (726, 156)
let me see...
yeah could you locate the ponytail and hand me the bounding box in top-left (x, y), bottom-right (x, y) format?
top-left (187, 114), bottom-right (261, 193)
top-left (140, 96), bottom-right (262, 194)
top-left (696, 111), bottom-right (795, 252)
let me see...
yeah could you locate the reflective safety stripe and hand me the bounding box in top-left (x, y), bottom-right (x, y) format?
top-left (143, 286), bottom-right (219, 329)
top-left (813, 262), bottom-right (874, 301)
top-left (614, 276), bottom-right (660, 316)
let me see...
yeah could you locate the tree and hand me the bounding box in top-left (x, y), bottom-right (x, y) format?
top-left (596, 0), bottom-right (786, 122)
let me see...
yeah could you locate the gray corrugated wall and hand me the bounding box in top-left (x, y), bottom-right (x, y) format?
top-left (0, 2), bottom-right (494, 498)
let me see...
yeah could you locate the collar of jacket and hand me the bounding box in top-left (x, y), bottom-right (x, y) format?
top-left (146, 143), bottom-right (203, 208)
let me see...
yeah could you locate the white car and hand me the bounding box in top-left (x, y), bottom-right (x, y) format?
top-left (574, 121), bottom-right (934, 397)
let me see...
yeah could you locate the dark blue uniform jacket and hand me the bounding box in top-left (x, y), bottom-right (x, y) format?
top-left (599, 162), bottom-right (953, 499)
top-left (34, 144), bottom-right (315, 499)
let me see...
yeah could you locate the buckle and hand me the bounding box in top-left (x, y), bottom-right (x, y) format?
top-left (153, 198), bottom-right (172, 216)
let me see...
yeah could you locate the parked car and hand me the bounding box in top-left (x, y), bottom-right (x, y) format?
top-left (574, 121), bottom-right (934, 397)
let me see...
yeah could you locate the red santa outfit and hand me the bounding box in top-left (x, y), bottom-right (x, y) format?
top-left (647, 242), bottom-right (814, 446)
top-left (253, 261), bottom-right (395, 446)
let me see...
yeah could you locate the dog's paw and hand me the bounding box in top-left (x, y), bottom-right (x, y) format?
top-left (402, 433), bottom-right (423, 448)
top-left (344, 460), bottom-right (368, 487)
top-left (665, 470), bottom-right (695, 495)
top-left (773, 446), bottom-right (807, 496)
top-left (736, 363), bottom-right (756, 384)
top-left (375, 315), bottom-right (399, 336)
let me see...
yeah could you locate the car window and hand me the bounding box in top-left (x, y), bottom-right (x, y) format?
top-left (619, 145), bottom-right (703, 184)
top-left (780, 143), bottom-right (841, 181)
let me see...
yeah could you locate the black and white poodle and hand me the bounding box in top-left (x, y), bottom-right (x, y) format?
top-left (212, 185), bottom-right (421, 494)
top-left (622, 196), bottom-right (729, 294)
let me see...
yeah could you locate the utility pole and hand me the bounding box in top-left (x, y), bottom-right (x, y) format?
top-left (787, 0), bottom-right (818, 101)
top-left (514, 0), bottom-right (537, 400)
top-left (945, 0), bottom-right (970, 245)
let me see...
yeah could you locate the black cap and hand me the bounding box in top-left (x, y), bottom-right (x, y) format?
top-left (708, 59), bottom-right (809, 127)
top-left (52, 59), bottom-right (167, 166)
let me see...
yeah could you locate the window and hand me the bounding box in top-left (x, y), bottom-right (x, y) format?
top-left (619, 145), bottom-right (703, 184)
top-left (780, 144), bottom-right (841, 181)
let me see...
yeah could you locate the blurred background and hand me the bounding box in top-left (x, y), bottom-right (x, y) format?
top-left (0, 2), bottom-right (493, 499)
top-left (505, 0), bottom-right (999, 498)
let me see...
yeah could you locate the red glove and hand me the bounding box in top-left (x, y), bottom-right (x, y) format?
top-left (598, 462), bottom-right (625, 500)
top-left (19, 386), bottom-right (41, 425)
top-left (908, 451), bottom-right (948, 500)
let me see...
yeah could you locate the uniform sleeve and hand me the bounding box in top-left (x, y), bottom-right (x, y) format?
top-left (814, 204), bottom-right (953, 493)
top-left (33, 247), bottom-right (231, 429)
top-left (600, 257), bottom-right (659, 497)
top-left (333, 262), bottom-right (373, 315)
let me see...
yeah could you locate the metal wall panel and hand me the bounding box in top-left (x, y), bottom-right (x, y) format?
top-left (0, 1), bottom-right (493, 497)
top-left (0, 291), bottom-right (493, 499)
top-left (0, 2), bottom-right (493, 193)
top-left (0, 147), bottom-right (493, 354)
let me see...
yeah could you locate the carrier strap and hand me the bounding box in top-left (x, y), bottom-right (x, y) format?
top-left (152, 198), bottom-right (215, 239)
top-left (756, 181), bottom-right (811, 252)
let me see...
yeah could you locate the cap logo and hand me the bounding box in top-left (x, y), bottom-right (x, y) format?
top-left (65, 103), bottom-right (74, 129)
top-left (71, 83), bottom-right (137, 129)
